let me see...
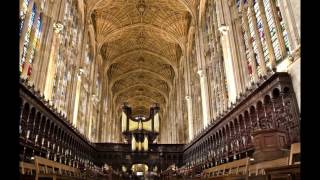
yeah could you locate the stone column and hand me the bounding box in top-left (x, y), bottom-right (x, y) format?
top-left (185, 96), bottom-right (194, 142)
top-left (177, 68), bottom-right (185, 143)
top-left (72, 69), bottom-right (83, 126)
top-left (257, 0), bottom-right (277, 71)
top-left (197, 69), bottom-right (210, 128)
top-left (43, 23), bottom-right (62, 100)
top-left (217, 25), bottom-right (237, 105)
top-left (277, 0), bottom-right (300, 51)
top-left (107, 92), bottom-right (113, 142)
top-left (98, 58), bottom-right (106, 142)
top-left (87, 95), bottom-right (96, 141)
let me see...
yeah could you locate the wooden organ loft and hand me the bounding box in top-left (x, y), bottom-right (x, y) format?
top-left (19, 72), bottom-right (300, 180)
top-left (121, 104), bottom-right (160, 152)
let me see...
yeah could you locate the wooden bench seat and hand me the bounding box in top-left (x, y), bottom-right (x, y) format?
top-left (20, 161), bottom-right (36, 175)
top-left (203, 158), bottom-right (249, 178)
top-left (248, 157), bottom-right (289, 176)
top-left (33, 156), bottom-right (82, 180)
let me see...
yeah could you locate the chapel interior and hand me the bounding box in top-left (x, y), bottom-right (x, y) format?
top-left (18, 0), bottom-right (301, 179)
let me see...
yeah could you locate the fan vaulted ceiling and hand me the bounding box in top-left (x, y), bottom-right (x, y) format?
top-left (89, 0), bottom-right (194, 116)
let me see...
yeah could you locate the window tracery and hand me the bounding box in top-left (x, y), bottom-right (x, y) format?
top-left (20, 1), bottom-right (43, 79)
top-left (77, 35), bottom-right (93, 136)
top-left (201, 0), bottom-right (229, 117)
top-left (51, 0), bottom-right (81, 116)
top-left (239, 0), bottom-right (290, 80)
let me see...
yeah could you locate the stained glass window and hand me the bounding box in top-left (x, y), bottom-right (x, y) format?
top-left (263, 0), bottom-right (280, 61)
top-left (242, 30), bottom-right (255, 81)
top-left (253, 1), bottom-right (270, 64)
top-left (29, 15), bottom-right (42, 65)
top-left (51, 0), bottom-right (84, 116)
top-left (236, 0), bottom-right (241, 8)
top-left (240, 0), bottom-right (291, 80)
top-left (20, 4), bottom-right (36, 73)
top-left (20, 0), bottom-right (30, 32)
top-left (247, 9), bottom-right (260, 66)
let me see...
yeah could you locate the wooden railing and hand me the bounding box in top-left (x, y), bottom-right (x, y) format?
top-left (19, 72), bottom-right (300, 179)
top-left (20, 156), bottom-right (83, 180)
top-left (19, 79), bottom-right (96, 169)
top-left (183, 72), bottom-right (300, 168)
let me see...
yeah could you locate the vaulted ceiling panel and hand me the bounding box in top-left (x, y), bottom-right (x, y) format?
top-left (90, 0), bottom-right (192, 117)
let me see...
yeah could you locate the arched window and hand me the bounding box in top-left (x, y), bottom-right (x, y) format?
top-left (51, 0), bottom-right (81, 115)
